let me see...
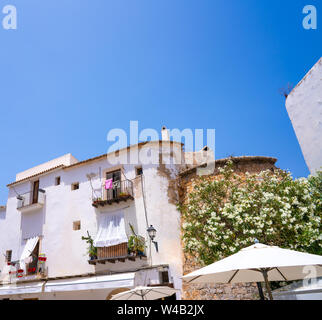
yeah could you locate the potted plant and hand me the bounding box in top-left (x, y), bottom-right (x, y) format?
top-left (92, 197), bottom-right (103, 208)
top-left (81, 231), bottom-right (97, 260)
top-left (128, 224), bottom-right (145, 256)
top-left (119, 192), bottom-right (130, 198)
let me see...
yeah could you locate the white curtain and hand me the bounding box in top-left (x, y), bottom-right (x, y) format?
top-left (93, 212), bottom-right (128, 248)
top-left (19, 236), bottom-right (39, 272)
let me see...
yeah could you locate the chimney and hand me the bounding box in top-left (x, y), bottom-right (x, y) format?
top-left (161, 126), bottom-right (170, 141)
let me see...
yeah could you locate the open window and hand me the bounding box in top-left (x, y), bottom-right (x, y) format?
top-left (92, 168), bottom-right (134, 208)
top-left (159, 271), bottom-right (170, 284)
top-left (32, 180), bottom-right (39, 204)
top-left (27, 242), bottom-right (39, 275)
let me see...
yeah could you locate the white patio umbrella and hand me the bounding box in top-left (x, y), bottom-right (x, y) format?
top-left (183, 243), bottom-right (322, 300)
top-left (111, 286), bottom-right (179, 300)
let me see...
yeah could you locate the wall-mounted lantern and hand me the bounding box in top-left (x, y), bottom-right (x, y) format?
top-left (147, 225), bottom-right (158, 252)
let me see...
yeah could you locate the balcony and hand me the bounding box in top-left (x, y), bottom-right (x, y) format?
top-left (92, 179), bottom-right (134, 208)
top-left (8, 256), bottom-right (47, 280)
top-left (89, 241), bottom-right (147, 265)
top-left (17, 189), bottom-right (45, 212)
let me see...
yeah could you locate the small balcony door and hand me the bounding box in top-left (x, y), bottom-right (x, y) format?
top-left (106, 171), bottom-right (121, 200)
top-left (32, 180), bottom-right (39, 204)
top-left (26, 241), bottom-right (39, 275)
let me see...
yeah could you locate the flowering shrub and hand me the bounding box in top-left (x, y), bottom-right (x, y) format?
top-left (180, 161), bottom-right (322, 266)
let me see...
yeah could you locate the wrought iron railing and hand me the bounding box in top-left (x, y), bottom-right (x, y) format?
top-left (92, 237), bottom-right (146, 264)
top-left (17, 189), bottom-right (45, 209)
top-left (106, 179), bottom-right (133, 200)
top-left (92, 179), bottom-right (134, 207)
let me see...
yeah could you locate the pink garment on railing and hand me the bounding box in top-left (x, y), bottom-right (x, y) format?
top-left (105, 179), bottom-right (113, 190)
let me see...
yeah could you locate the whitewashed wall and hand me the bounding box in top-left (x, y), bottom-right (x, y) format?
top-left (0, 142), bottom-right (184, 299)
top-left (286, 58), bottom-right (322, 174)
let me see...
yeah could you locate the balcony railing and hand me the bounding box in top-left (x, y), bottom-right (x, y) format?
top-left (92, 179), bottom-right (134, 208)
top-left (17, 189), bottom-right (45, 211)
top-left (8, 256), bottom-right (47, 279)
top-left (98, 242), bottom-right (128, 259)
top-left (89, 239), bottom-right (147, 265)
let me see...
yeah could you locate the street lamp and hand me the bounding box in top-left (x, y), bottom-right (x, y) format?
top-left (147, 225), bottom-right (158, 252)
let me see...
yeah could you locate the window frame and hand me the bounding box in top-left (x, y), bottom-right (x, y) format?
top-left (71, 182), bottom-right (80, 191)
top-left (73, 220), bottom-right (81, 231)
top-left (5, 250), bottom-right (12, 263)
top-left (135, 166), bottom-right (143, 176)
top-left (55, 176), bottom-right (61, 186)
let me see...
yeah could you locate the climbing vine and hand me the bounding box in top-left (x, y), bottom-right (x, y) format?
top-left (179, 161), bottom-right (322, 266)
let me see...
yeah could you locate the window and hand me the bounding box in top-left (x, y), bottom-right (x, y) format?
top-left (55, 176), bottom-right (61, 186)
top-left (73, 221), bottom-right (81, 231)
top-left (26, 242), bottom-right (39, 276)
top-left (136, 166), bottom-right (143, 176)
top-left (5, 250), bottom-right (12, 263)
top-left (71, 182), bottom-right (79, 191)
top-left (160, 271), bottom-right (170, 284)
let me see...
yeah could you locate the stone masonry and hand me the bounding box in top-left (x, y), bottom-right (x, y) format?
top-left (179, 156), bottom-right (278, 300)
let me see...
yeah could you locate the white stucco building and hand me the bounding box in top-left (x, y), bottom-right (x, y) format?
top-left (0, 128), bottom-right (212, 300)
top-left (286, 57), bottom-right (322, 174)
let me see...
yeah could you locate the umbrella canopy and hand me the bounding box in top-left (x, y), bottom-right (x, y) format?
top-left (111, 286), bottom-right (179, 300)
top-left (183, 243), bottom-right (322, 299)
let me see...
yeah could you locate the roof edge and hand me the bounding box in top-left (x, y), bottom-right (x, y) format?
top-left (7, 165), bottom-right (65, 187)
top-left (7, 140), bottom-right (184, 187)
top-left (179, 156), bottom-right (278, 177)
top-left (286, 57), bottom-right (322, 100)
top-left (63, 140), bottom-right (184, 171)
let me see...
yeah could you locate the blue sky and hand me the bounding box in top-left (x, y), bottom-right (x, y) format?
top-left (0, 0), bottom-right (321, 203)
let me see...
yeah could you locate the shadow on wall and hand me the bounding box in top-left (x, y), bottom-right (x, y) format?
top-left (0, 208), bottom-right (6, 220)
top-left (20, 207), bottom-right (45, 240)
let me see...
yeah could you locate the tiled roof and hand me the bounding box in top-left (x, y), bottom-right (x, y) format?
top-left (7, 165), bottom-right (65, 187)
top-left (7, 140), bottom-right (184, 187)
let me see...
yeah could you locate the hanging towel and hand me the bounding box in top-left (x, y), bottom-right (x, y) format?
top-left (93, 212), bottom-right (128, 247)
top-left (105, 179), bottom-right (113, 190)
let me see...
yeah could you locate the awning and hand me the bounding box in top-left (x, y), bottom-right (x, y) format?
top-left (20, 236), bottom-right (39, 261)
top-left (44, 273), bottom-right (135, 293)
top-left (0, 282), bottom-right (44, 296)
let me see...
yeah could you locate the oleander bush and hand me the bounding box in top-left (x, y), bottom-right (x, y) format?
top-left (179, 161), bottom-right (322, 266)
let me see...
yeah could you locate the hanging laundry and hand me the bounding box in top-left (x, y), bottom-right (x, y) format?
top-left (105, 179), bottom-right (113, 190)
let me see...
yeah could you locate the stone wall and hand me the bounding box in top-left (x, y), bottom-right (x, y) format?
top-left (179, 156), bottom-right (278, 300)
